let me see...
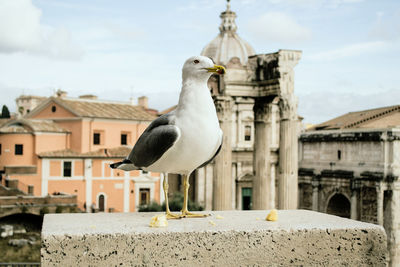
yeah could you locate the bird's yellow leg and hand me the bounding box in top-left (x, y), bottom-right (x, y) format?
top-left (181, 174), bottom-right (210, 218)
top-left (163, 174), bottom-right (180, 219)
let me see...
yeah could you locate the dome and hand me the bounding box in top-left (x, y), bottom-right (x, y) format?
top-left (201, 1), bottom-right (255, 66)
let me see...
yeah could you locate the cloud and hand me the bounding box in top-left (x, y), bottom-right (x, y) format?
top-left (177, 0), bottom-right (225, 11)
top-left (368, 11), bottom-right (400, 41)
top-left (246, 12), bottom-right (312, 43)
top-left (308, 41), bottom-right (388, 61)
top-left (262, 0), bottom-right (363, 8)
top-left (266, 0), bottom-right (320, 6)
top-left (327, 0), bottom-right (364, 8)
top-left (0, 0), bottom-right (83, 60)
top-left (104, 23), bottom-right (145, 41)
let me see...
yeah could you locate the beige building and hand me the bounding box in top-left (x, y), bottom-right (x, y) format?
top-left (1, 92), bottom-right (163, 213)
top-left (298, 104), bottom-right (400, 266)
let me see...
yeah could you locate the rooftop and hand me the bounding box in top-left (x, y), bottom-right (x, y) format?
top-left (25, 94), bottom-right (157, 121)
top-left (38, 146), bottom-right (132, 158)
top-left (0, 119), bottom-right (69, 134)
top-left (310, 104), bottom-right (400, 130)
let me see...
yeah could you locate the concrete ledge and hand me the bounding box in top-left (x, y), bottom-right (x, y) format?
top-left (41, 210), bottom-right (387, 266)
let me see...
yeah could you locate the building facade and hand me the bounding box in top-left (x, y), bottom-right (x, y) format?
top-left (298, 105), bottom-right (400, 266)
top-left (179, 2), bottom-right (302, 211)
top-left (0, 93), bottom-right (163, 213)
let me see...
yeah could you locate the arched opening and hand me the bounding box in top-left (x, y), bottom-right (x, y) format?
top-left (327, 193), bottom-right (350, 218)
top-left (98, 194), bottom-right (105, 212)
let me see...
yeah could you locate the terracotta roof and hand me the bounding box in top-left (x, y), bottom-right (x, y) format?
top-left (310, 105), bottom-right (400, 130)
top-left (159, 105), bottom-right (177, 115)
top-left (38, 146), bottom-right (131, 158)
top-left (29, 97), bottom-right (157, 121)
top-left (0, 119), bottom-right (69, 134)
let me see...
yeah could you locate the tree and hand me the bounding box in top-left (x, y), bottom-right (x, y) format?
top-left (1, 105), bottom-right (10, 118)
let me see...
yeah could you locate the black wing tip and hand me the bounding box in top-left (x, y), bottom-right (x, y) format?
top-left (110, 159), bottom-right (133, 169)
top-left (109, 162), bottom-right (121, 169)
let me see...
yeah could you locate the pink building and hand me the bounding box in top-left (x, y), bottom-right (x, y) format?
top-left (0, 94), bottom-right (162, 213)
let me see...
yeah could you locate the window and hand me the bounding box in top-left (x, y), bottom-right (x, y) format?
top-left (15, 144), bottom-right (23, 155)
top-left (139, 188), bottom-right (150, 205)
top-left (63, 161), bottom-right (72, 177)
top-left (244, 125), bottom-right (251, 141)
top-left (121, 134), bottom-right (127, 145)
top-left (337, 150), bottom-right (342, 160)
top-left (51, 106), bottom-right (56, 112)
top-left (93, 133), bottom-right (101, 145)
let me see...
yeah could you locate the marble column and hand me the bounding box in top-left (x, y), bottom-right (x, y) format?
top-left (376, 182), bottom-right (384, 226)
top-left (278, 95), bottom-right (298, 209)
top-left (213, 96), bottom-right (233, 210)
top-left (311, 178), bottom-right (319, 212)
top-left (387, 187), bottom-right (400, 267)
top-left (252, 97), bottom-right (276, 210)
top-left (350, 190), bottom-right (358, 220)
top-left (194, 168), bottom-right (205, 206)
top-left (204, 164), bottom-right (213, 211)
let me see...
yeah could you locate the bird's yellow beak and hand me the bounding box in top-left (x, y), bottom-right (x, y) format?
top-left (206, 65), bottom-right (226, 75)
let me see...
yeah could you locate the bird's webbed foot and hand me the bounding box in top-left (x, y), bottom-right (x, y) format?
top-left (165, 211), bottom-right (182, 220)
top-left (180, 210), bottom-right (210, 218)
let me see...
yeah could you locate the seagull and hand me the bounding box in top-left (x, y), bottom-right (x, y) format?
top-left (110, 56), bottom-right (225, 219)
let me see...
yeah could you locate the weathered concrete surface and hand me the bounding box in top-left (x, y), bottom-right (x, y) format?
top-left (41, 210), bottom-right (387, 266)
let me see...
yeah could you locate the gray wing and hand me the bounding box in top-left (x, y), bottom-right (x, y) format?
top-left (196, 133), bottom-right (223, 169)
top-left (128, 113), bottom-right (180, 168)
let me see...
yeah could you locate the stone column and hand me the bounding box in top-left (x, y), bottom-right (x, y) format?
top-left (204, 164), bottom-right (213, 211)
top-left (213, 96), bottom-right (233, 210)
top-left (350, 191), bottom-right (357, 220)
top-left (278, 94), bottom-right (298, 209)
top-left (376, 182), bottom-right (384, 226)
top-left (387, 186), bottom-right (400, 267)
top-left (252, 97), bottom-right (276, 210)
top-left (311, 177), bottom-right (319, 211)
top-left (194, 168), bottom-right (205, 206)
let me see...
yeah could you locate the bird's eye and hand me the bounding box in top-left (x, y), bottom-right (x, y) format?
top-left (193, 60), bottom-right (200, 64)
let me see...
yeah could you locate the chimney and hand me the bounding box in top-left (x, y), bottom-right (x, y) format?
top-left (138, 96), bottom-right (148, 109)
top-left (129, 97), bottom-right (136, 105)
top-left (79, 94), bottom-right (98, 100)
top-left (55, 89), bottom-right (67, 98)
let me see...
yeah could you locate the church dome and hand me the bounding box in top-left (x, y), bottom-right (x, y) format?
top-left (201, 1), bottom-right (255, 66)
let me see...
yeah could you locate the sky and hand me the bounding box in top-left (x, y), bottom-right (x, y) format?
top-left (0, 0), bottom-right (399, 124)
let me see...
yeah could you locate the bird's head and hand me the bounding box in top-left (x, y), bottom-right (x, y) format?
top-left (182, 56), bottom-right (226, 81)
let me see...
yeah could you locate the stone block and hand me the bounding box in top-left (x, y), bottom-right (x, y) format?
top-left (41, 210), bottom-right (387, 266)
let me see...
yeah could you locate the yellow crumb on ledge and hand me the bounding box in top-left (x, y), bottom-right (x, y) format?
top-left (149, 214), bottom-right (168, 228)
top-left (266, 209), bottom-right (278, 221)
top-left (256, 217), bottom-right (261, 221)
top-left (215, 215), bottom-right (224, 219)
top-left (209, 220), bottom-right (216, 226)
